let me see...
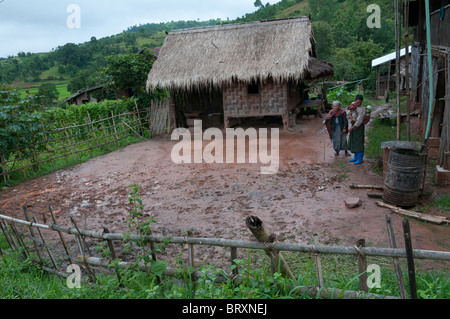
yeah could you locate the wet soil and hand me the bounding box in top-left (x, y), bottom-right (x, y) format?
top-left (1, 117), bottom-right (449, 271)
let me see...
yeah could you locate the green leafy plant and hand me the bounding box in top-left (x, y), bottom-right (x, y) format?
top-left (125, 183), bottom-right (167, 285)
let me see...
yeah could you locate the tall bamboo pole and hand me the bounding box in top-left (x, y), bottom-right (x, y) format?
top-left (395, 0), bottom-right (401, 141)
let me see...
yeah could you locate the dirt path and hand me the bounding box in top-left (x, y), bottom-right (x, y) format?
top-left (1, 117), bottom-right (449, 270)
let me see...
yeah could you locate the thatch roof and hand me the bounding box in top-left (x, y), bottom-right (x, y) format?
top-left (146, 17), bottom-right (333, 91)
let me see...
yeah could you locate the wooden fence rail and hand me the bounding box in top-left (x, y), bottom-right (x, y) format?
top-left (0, 100), bottom-right (170, 183)
top-left (0, 211), bottom-right (449, 300)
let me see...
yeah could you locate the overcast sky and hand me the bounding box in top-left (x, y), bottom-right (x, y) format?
top-left (0, 0), bottom-right (276, 58)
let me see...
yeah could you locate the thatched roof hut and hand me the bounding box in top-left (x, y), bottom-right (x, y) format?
top-left (146, 17), bottom-right (334, 130)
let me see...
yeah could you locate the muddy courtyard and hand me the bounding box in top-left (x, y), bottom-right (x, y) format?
top-left (0, 117), bottom-right (449, 271)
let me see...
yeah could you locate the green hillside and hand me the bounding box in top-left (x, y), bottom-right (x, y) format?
top-left (0, 0), bottom-right (400, 103)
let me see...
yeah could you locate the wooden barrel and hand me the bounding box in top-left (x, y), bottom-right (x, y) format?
top-left (382, 149), bottom-right (426, 207)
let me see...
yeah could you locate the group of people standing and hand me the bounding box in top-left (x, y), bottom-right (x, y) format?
top-left (322, 94), bottom-right (368, 165)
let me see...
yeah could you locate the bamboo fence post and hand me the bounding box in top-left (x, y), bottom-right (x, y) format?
top-left (32, 216), bottom-right (57, 269)
top-left (385, 215), bottom-right (407, 299)
top-left (70, 217), bottom-right (96, 280)
top-left (147, 107), bottom-right (153, 138)
top-left (134, 101), bottom-right (144, 136)
top-left (0, 221), bottom-right (16, 252)
top-left (356, 238), bottom-right (368, 293)
top-left (22, 206), bottom-right (43, 262)
top-left (98, 114), bottom-right (112, 151)
top-left (230, 247), bottom-right (238, 276)
top-left (245, 215), bottom-right (295, 280)
top-left (41, 122), bottom-right (55, 169)
top-left (188, 243), bottom-right (195, 268)
top-left (402, 219), bottom-right (417, 299)
top-left (58, 124), bottom-right (69, 166)
top-left (63, 122), bottom-right (77, 162)
top-left (10, 223), bottom-right (29, 259)
top-left (87, 111), bottom-right (100, 151)
top-left (33, 143), bottom-right (41, 173)
top-left (17, 149), bottom-right (27, 179)
top-left (49, 206), bottom-right (73, 264)
top-left (312, 233), bottom-right (324, 288)
top-left (84, 118), bottom-right (93, 158)
top-left (102, 227), bottom-right (123, 287)
top-left (0, 153), bottom-right (10, 183)
top-left (111, 111), bottom-right (119, 147)
top-left (68, 125), bottom-right (80, 162)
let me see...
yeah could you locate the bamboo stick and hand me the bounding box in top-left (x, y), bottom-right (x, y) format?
top-left (102, 227), bottom-right (123, 287)
top-left (111, 111), bottom-right (119, 147)
top-left (49, 206), bottom-right (73, 263)
top-left (312, 234), bottom-right (324, 288)
top-left (99, 114), bottom-right (112, 151)
top-left (350, 184), bottom-right (384, 190)
top-left (0, 221), bottom-right (16, 252)
top-left (245, 215), bottom-right (295, 279)
top-left (17, 149), bottom-right (27, 179)
top-left (41, 122), bottom-right (55, 169)
top-left (58, 123), bottom-right (69, 166)
top-left (23, 206), bottom-right (43, 261)
top-left (10, 223), bottom-right (29, 259)
top-left (376, 201), bottom-right (450, 224)
top-left (385, 215), bottom-right (407, 299)
top-left (70, 217), bottom-right (96, 280)
top-left (32, 216), bottom-right (57, 269)
top-left (230, 247), bottom-right (238, 276)
top-left (84, 118), bottom-right (93, 158)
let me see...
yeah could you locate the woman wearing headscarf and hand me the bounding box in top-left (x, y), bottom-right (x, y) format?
top-left (347, 95), bottom-right (366, 165)
top-left (322, 101), bottom-right (349, 156)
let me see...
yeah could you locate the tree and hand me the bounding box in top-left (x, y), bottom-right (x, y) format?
top-left (102, 50), bottom-right (156, 95)
top-left (36, 83), bottom-right (59, 106)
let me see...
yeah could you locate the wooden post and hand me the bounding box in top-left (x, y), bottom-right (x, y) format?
top-left (63, 123), bottom-right (78, 162)
top-left (32, 216), bottom-right (58, 269)
top-left (99, 114), bottom-right (112, 151)
top-left (312, 233), bottom-right (324, 288)
top-left (84, 118), bottom-right (93, 158)
top-left (356, 238), bottom-right (368, 293)
top-left (111, 111), bottom-right (119, 147)
top-left (70, 217), bottom-right (96, 280)
top-left (17, 149), bottom-right (27, 179)
top-left (0, 153), bottom-right (10, 183)
top-left (87, 111), bottom-right (100, 151)
top-left (385, 215), bottom-right (407, 299)
top-left (245, 216), bottom-right (295, 280)
top-left (49, 206), bottom-right (73, 264)
top-left (102, 227), bottom-right (123, 287)
top-left (23, 206), bottom-right (43, 262)
top-left (230, 247), bottom-right (238, 276)
top-left (395, 0), bottom-right (401, 140)
top-left (58, 125), bottom-right (69, 166)
top-left (10, 223), bottom-right (29, 259)
top-left (0, 221), bottom-right (17, 253)
top-left (41, 122), bottom-right (55, 169)
top-left (404, 0), bottom-right (411, 141)
top-left (188, 244), bottom-right (195, 268)
top-left (402, 219), bottom-right (417, 299)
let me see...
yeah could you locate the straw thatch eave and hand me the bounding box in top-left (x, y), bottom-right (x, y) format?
top-left (146, 17), bottom-right (331, 92)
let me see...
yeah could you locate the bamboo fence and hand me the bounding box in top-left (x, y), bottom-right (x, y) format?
top-left (0, 209), bottom-right (449, 300)
top-left (0, 100), bottom-right (170, 183)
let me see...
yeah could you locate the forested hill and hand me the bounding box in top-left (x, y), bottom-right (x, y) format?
top-left (0, 0), bottom-right (398, 102)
